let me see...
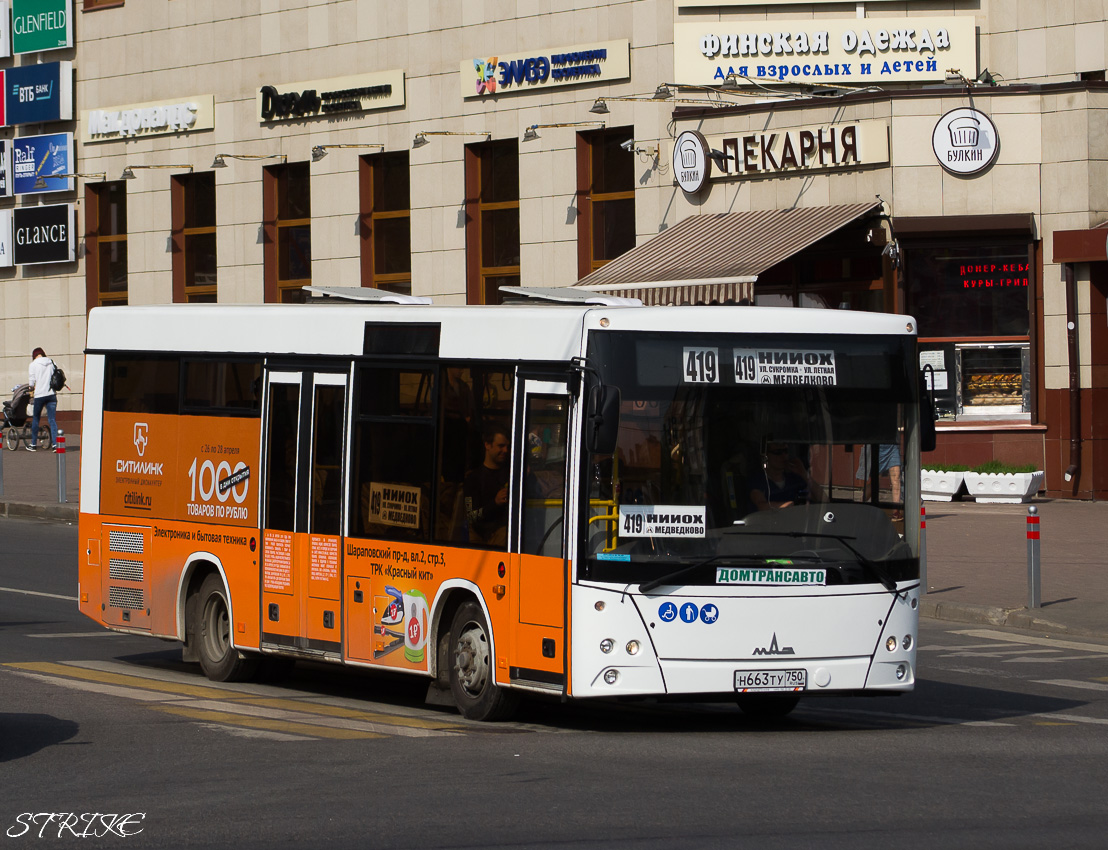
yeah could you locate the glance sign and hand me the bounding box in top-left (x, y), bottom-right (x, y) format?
top-left (933, 108), bottom-right (999, 176)
top-left (673, 130), bottom-right (711, 194)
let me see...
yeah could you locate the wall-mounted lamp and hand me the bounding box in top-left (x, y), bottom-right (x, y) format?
top-left (35, 171), bottom-right (106, 188)
top-left (311, 143), bottom-right (385, 162)
top-left (521, 121), bottom-right (606, 142)
top-left (120, 164), bottom-right (194, 179)
top-left (412, 130), bottom-right (491, 149)
top-left (211, 153), bottom-right (288, 168)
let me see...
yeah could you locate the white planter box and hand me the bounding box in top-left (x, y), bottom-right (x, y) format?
top-left (920, 470), bottom-right (965, 501)
top-left (963, 471), bottom-right (1044, 503)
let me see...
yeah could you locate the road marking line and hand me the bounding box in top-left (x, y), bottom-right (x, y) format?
top-left (1005, 655), bottom-right (1108, 663)
top-left (950, 629), bottom-right (1108, 654)
top-left (225, 696), bottom-right (468, 732)
top-left (27, 631), bottom-right (126, 638)
top-left (2, 669), bottom-right (181, 702)
top-left (4, 662), bottom-right (245, 700)
top-left (1035, 722), bottom-right (1078, 726)
top-left (1033, 712), bottom-right (1108, 726)
top-left (152, 706), bottom-right (383, 740)
top-left (1033, 679), bottom-right (1108, 692)
top-left (177, 698), bottom-right (460, 738)
top-left (802, 705), bottom-right (1015, 727)
top-left (0, 585), bottom-right (78, 602)
top-left (195, 723), bottom-right (311, 742)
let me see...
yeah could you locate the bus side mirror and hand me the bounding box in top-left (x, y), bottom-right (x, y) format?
top-left (919, 372), bottom-right (937, 453)
top-left (586, 385), bottom-right (620, 455)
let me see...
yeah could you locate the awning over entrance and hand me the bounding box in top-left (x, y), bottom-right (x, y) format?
top-left (573, 201), bottom-right (883, 305)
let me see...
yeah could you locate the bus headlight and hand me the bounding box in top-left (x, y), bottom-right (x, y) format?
top-left (600, 638), bottom-right (614, 654)
top-left (603, 669), bottom-right (619, 685)
top-left (625, 640), bottom-right (640, 656)
top-left (902, 634), bottom-right (913, 651)
top-left (896, 663), bottom-right (908, 680)
top-left (886, 636), bottom-right (898, 652)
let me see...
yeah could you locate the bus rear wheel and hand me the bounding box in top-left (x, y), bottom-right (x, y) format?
top-left (736, 693), bottom-right (800, 720)
top-left (449, 600), bottom-right (518, 721)
top-left (195, 573), bottom-right (258, 682)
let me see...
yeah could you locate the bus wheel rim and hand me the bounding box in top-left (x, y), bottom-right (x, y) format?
top-left (454, 621), bottom-right (490, 697)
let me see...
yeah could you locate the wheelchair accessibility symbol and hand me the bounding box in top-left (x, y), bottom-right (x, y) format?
top-left (658, 601), bottom-right (678, 622)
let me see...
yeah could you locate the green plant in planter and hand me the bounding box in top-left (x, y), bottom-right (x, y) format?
top-left (970, 460), bottom-right (1039, 475)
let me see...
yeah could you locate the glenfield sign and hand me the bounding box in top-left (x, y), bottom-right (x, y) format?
top-left (462, 40), bottom-right (630, 98)
top-left (674, 17), bottom-right (976, 86)
top-left (256, 71), bottom-right (405, 122)
top-left (12, 203), bottom-right (74, 265)
top-left (12, 0), bottom-right (73, 54)
top-left (932, 108), bottom-right (999, 175)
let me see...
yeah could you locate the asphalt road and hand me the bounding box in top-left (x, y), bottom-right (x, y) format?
top-left (2, 516), bottom-right (1107, 849)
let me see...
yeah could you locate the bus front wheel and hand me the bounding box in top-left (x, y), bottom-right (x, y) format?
top-left (195, 573), bottom-right (258, 682)
top-left (448, 600), bottom-right (518, 721)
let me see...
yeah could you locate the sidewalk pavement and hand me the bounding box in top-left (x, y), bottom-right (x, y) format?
top-left (0, 441), bottom-right (1103, 639)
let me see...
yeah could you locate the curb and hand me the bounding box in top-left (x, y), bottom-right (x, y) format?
top-left (921, 597), bottom-right (1108, 640)
top-left (0, 501), bottom-right (79, 522)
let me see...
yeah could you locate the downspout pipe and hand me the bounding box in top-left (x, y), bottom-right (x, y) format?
top-left (1064, 262), bottom-right (1081, 490)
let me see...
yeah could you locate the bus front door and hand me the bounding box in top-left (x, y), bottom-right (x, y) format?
top-left (510, 381), bottom-right (571, 690)
top-left (260, 370), bottom-right (347, 659)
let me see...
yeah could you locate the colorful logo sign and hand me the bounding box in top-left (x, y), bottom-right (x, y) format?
top-left (5, 61), bottom-right (72, 126)
top-left (474, 57), bottom-right (498, 94)
top-left (12, 0), bottom-right (72, 55)
top-left (932, 107), bottom-right (999, 176)
top-left (12, 132), bottom-right (72, 195)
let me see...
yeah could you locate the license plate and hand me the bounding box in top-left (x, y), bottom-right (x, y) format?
top-left (733, 669), bottom-right (807, 692)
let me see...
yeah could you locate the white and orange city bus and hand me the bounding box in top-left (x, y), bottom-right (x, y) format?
top-left (78, 288), bottom-right (929, 720)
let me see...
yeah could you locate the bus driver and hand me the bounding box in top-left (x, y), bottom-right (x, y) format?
top-left (749, 441), bottom-right (825, 511)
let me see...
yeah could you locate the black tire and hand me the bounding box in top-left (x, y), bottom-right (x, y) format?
top-left (195, 573), bottom-right (259, 682)
top-left (448, 600), bottom-right (518, 721)
top-left (736, 693), bottom-right (801, 720)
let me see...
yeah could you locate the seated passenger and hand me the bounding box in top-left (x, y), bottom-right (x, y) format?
top-left (464, 426), bottom-right (510, 546)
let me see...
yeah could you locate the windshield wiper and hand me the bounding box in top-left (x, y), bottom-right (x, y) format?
top-left (725, 529), bottom-right (900, 594)
top-left (637, 554), bottom-right (821, 594)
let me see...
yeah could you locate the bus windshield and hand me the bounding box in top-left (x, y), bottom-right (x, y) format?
top-left (581, 330), bottom-right (920, 589)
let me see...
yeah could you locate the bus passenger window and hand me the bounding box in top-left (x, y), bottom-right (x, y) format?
top-left (265, 383), bottom-right (300, 532)
top-left (105, 357), bottom-right (180, 414)
top-left (349, 367), bottom-right (435, 543)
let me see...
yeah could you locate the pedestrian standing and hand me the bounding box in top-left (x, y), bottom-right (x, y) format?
top-left (27, 347), bottom-right (58, 451)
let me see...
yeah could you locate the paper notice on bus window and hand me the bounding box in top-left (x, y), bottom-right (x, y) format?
top-left (919, 350), bottom-right (945, 370)
top-left (923, 370), bottom-right (948, 391)
top-left (368, 482), bottom-right (421, 529)
top-left (619, 505), bottom-right (705, 538)
top-left (734, 348), bottom-right (837, 386)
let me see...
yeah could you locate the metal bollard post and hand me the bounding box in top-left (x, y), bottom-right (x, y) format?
top-left (0, 435), bottom-right (5, 497)
top-left (919, 503), bottom-right (927, 595)
top-left (1026, 505), bottom-right (1041, 609)
top-left (56, 429), bottom-right (66, 503)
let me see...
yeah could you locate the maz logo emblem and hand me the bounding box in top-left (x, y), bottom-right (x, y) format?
top-left (753, 633), bottom-right (795, 656)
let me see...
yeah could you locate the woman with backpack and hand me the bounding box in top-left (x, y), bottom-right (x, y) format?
top-left (27, 347), bottom-right (60, 451)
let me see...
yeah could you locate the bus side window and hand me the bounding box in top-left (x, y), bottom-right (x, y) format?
top-left (434, 367), bottom-right (514, 549)
top-left (349, 368), bottom-right (435, 543)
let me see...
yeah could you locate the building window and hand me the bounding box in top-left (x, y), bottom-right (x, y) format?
top-left (465, 140), bottom-right (519, 305)
top-left (359, 152), bottom-right (411, 295)
top-left (264, 161), bottom-right (311, 303)
top-left (577, 128), bottom-right (636, 278)
top-left (172, 172), bottom-right (217, 303)
top-left (85, 181), bottom-right (128, 309)
top-left (906, 239), bottom-right (1034, 420)
top-left (83, 0), bottom-right (123, 9)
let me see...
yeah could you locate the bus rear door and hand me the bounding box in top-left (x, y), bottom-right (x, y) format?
top-left (260, 369), bottom-right (347, 659)
top-left (511, 379), bottom-right (571, 690)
